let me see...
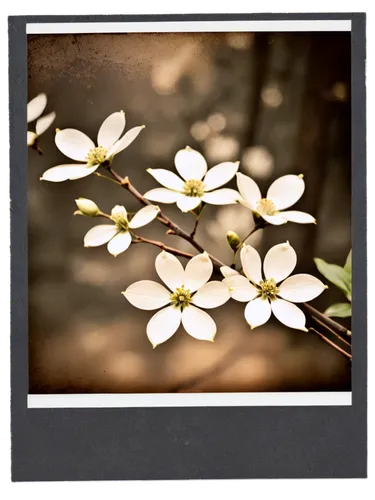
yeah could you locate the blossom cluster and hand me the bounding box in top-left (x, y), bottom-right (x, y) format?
top-left (30, 107), bottom-right (327, 348)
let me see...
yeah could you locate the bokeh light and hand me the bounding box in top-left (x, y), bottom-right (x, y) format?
top-left (241, 146), bottom-right (274, 179)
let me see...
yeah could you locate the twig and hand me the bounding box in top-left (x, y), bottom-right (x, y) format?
top-left (133, 236), bottom-right (196, 260)
top-left (303, 303), bottom-right (351, 341)
top-left (309, 328), bottom-right (352, 360)
top-left (310, 314), bottom-right (351, 347)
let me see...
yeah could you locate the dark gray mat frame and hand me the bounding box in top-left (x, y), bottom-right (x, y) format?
top-left (10, 13), bottom-right (366, 481)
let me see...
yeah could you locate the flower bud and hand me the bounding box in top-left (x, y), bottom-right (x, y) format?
top-left (226, 231), bottom-right (241, 251)
top-left (75, 198), bottom-right (100, 217)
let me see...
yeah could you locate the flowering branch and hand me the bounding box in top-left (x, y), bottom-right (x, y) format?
top-left (103, 165), bottom-right (352, 346)
top-left (106, 167), bottom-right (226, 268)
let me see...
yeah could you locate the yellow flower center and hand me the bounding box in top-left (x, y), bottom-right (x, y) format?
top-left (86, 146), bottom-right (110, 167)
top-left (183, 179), bottom-right (205, 197)
top-left (170, 286), bottom-right (192, 309)
top-left (259, 278), bottom-right (279, 300)
top-left (256, 198), bottom-right (277, 216)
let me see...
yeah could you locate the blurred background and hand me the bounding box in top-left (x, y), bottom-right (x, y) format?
top-left (28, 32), bottom-right (351, 393)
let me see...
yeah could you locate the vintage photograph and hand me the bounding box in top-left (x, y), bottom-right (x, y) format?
top-left (27, 30), bottom-right (352, 395)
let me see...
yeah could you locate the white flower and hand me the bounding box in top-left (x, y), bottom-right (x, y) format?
top-left (236, 172), bottom-right (316, 225)
top-left (144, 146), bottom-right (241, 212)
top-left (84, 204), bottom-right (159, 257)
top-left (123, 251), bottom-right (230, 347)
top-left (27, 93), bottom-right (56, 147)
top-left (221, 242), bottom-right (327, 331)
top-left (40, 111), bottom-right (145, 182)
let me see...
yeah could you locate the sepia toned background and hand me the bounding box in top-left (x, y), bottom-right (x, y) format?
top-left (28, 32), bottom-right (351, 393)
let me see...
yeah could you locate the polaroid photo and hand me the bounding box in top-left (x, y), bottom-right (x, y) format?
top-left (10, 13), bottom-right (366, 481)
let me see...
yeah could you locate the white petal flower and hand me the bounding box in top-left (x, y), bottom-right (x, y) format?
top-left (123, 280), bottom-right (171, 310)
top-left (40, 111), bottom-right (144, 182)
top-left (181, 305), bottom-right (217, 341)
top-left (27, 94), bottom-right (55, 147)
top-left (27, 93), bottom-right (47, 123)
top-left (128, 205), bottom-right (160, 229)
top-left (236, 172), bottom-right (315, 225)
top-left (144, 146), bottom-right (241, 212)
top-left (82, 203), bottom-right (158, 257)
top-left (40, 164), bottom-right (99, 182)
top-left (227, 242), bottom-right (326, 331)
top-left (123, 251), bottom-right (230, 346)
top-left (147, 306), bottom-right (182, 347)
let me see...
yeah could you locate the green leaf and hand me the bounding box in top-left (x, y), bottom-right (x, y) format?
top-left (324, 302), bottom-right (352, 318)
top-left (314, 258), bottom-right (351, 299)
top-left (344, 249), bottom-right (352, 275)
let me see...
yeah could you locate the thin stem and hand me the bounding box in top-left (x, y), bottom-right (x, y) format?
top-left (190, 203), bottom-right (206, 238)
top-left (106, 167), bottom-right (226, 269)
top-left (94, 171), bottom-right (122, 186)
top-left (232, 223), bottom-right (264, 268)
top-left (310, 315), bottom-right (351, 347)
top-left (303, 303), bottom-right (351, 340)
top-left (309, 328), bottom-right (352, 360)
top-left (133, 236), bottom-right (196, 260)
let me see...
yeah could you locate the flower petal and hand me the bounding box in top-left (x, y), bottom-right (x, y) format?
top-left (203, 161), bottom-right (239, 191)
top-left (111, 205), bottom-right (128, 221)
top-left (146, 168), bottom-right (184, 191)
top-left (128, 205), bottom-right (160, 229)
top-left (176, 194), bottom-right (202, 213)
top-left (267, 174), bottom-right (305, 210)
top-left (240, 245), bottom-right (262, 284)
top-left (55, 129), bottom-right (95, 161)
top-left (220, 266), bottom-right (239, 278)
top-left (192, 281), bottom-right (230, 309)
top-left (107, 230), bottom-right (132, 256)
top-left (122, 280), bottom-right (171, 310)
top-left (184, 252), bottom-right (213, 293)
top-left (108, 125), bottom-right (145, 156)
top-left (263, 242), bottom-right (297, 283)
top-left (40, 164), bottom-right (98, 182)
top-left (223, 275), bottom-right (259, 302)
top-left (175, 147), bottom-right (207, 181)
top-left (236, 173), bottom-right (261, 208)
top-left (280, 211), bottom-right (316, 224)
top-left (144, 188), bottom-right (181, 203)
top-left (84, 225), bottom-right (119, 247)
top-left (35, 111), bottom-right (56, 136)
top-left (201, 188), bottom-right (241, 205)
top-left (278, 274), bottom-right (327, 303)
top-left (97, 111), bottom-right (126, 149)
top-left (260, 214), bottom-right (288, 226)
top-left (182, 305), bottom-right (216, 341)
top-left (146, 306), bottom-right (182, 347)
top-left (27, 93), bottom-right (47, 123)
top-left (244, 297), bottom-right (271, 329)
top-left (271, 298), bottom-right (308, 331)
top-left (155, 251), bottom-right (185, 291)
top-left (27, 131), bottom-right (37, 146)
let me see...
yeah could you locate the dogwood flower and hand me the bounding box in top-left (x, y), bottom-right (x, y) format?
top-left (27, 93), bottom-right (56, 147)
top-left (236, 172), bottom-right (316, 225)
top-left (83, 204), bottom-right (159, 257)
top-left (123, 251), bottom-right (230, 347)
top-left (40, 111), bottom-right (144, 182)
top-left (144, 146), bottom-right (241, 212)
top-left (221, 242), bottom-right (326, 331)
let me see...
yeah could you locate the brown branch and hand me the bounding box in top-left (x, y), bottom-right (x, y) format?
top-left (309, 314), bottom-right (351, 348)
top-left (309, 328), bottom-right (352, 360)
top-left (132, 236), bottom-right (196, 260)
top-left (303, 303), bottom-right (351, 341)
